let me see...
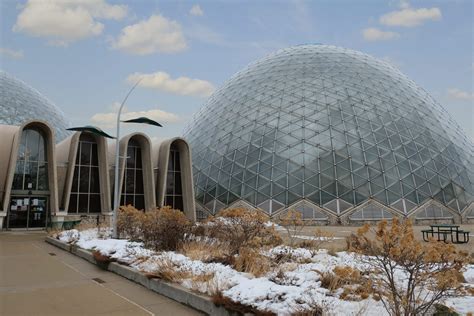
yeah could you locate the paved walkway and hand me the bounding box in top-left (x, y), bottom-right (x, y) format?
top-left (0, 231), bottom-right (201, 316)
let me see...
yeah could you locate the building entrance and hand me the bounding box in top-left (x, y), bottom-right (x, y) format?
top-left (7, 196), bottom-right (48, 229)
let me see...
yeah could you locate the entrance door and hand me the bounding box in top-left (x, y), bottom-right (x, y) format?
top-left (8, 196), bottom-right (48, 229)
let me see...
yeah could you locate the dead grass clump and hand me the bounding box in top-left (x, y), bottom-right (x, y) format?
top-left (317, 266), bottom-right (363, 292)
top-left (234, 247), bottom-right (271, 277)
top-left (92, 250), bottom-right (113, 270)
top-left (212, 292), bottom-right (276, 316)
top-left (179, 239), bottom-right (230, 263)
top-left (146, 258), bottom-right (191, 282)
top-left (269, 266), bottom-right (299, 286)
top-left (189, 272), bottom-right (216, 293)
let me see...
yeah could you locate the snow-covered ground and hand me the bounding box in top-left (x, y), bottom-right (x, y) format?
top-left (57, 229), bottom-right (474, 315)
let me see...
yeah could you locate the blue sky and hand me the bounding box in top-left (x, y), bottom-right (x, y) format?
top-left (1, 0), bottom-right (472, 141)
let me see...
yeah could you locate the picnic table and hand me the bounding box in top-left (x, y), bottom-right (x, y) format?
top-left (422, 224), bottom-right (470, 244)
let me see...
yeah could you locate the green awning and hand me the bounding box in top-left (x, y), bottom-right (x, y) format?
top-left (122, 117), bottom-right (163, 127)
top-left (67, 126), bottom-right (115, 139)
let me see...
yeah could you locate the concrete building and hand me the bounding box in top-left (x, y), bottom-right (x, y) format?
top-left (0, 120), bottom-right (195, 229)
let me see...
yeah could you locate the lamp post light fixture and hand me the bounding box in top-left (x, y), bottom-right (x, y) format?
top-left (111, 80), bottom-right (162, 238)
top-left (67, 84), bottom-right (162, 239)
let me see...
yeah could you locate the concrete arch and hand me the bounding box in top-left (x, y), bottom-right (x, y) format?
top-left (56, 131), bottom-right (111, 216)
top-left (462, 202), bottom-right (474, 223)
top-left (340, 198), bottom-right (404, 225)
top-left (279, 200), bottom-right (336, 224)
top-left (407, 199), bottom-right (462, 224)
top-left (156, 137), bottom-right (195, 221)
top-left (113, 133), bottom-right (155, 211)
top-left (0, 120), bottom-right (59, 227)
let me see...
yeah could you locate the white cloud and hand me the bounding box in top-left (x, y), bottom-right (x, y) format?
top-left (91, 106), bottom-right (181, 128)
top-left (13, 0), bottom-right (127, 45)
top-left (380, 7), bottom-right (441, 27)
top-left (0, 47), bottom-right (24, 59)
top-left (447, 88), bottom-right (474, 101)
top-left (362, 28), bottom-right (400, 41)
top-left (112, 14), bottom-right (186, 55)
top-left (127, 71), bottom-right (214, 97)
top-left (190, 4), bottom-right (204, 16)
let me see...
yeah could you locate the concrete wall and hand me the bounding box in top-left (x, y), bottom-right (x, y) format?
top-left (0, 120), bottom-right (59, 228)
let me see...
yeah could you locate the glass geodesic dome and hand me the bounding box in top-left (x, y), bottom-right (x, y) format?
top-left (0, 71), bottom-right (70, 141)
top-left (184, 45), bottom-right (474, 220)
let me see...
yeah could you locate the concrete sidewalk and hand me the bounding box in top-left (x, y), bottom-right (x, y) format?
top-left (0, 231), bottom-right (202, 316)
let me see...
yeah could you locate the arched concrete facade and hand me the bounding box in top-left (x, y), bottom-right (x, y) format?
top-left (108, 133), bottom-right (156, 211)
top-left (0, 120), bottom-right (58, 228)
top-left (155, 137), bottom-right (196, 221)
top-left (56, 131), bottom-right (111, 218)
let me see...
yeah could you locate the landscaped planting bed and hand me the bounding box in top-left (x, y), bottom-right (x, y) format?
top-left (52, 207), bottom-right (474, 315)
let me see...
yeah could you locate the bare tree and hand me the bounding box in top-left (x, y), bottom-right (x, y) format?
top-left (348, 219), bottom-right (468, 316)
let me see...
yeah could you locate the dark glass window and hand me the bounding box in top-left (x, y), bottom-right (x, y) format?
top-left (164, 144), bottom-right (184, 211)
top-left (120, 139), bottom-right (145, 210)
top-left (68, 133), bottom-right (101, 213)
top-left (12, 128), bottom-right (49, 191)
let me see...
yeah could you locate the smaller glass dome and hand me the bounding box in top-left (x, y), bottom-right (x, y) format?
top-left (0, 71), bottom-right (71, 141)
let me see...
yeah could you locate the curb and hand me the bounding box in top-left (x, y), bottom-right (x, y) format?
top-left (45, 237), bottom-right (230, 316)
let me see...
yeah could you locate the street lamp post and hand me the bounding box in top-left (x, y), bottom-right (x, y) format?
top-left (112, 79), bottom-right (142, 238)
top-left (68, 81), bottom-right (162, 239)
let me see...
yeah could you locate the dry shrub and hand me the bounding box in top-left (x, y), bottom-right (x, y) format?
top-left (234, 247), bottom-right (271, 277)
top-left (117, 205), bottom-right (144, 240)
top-left (349, 219), bottom-right (469, 316)
top-left (118, 206), bottom-right (191, 251)
top-left (197, 208), bottom-right (282, 255)
top-left (141, 206), bottom-right (191, 251)
top-left (212, 292), bottom-right (276, 316)
top-left (179, 239), bottom-right (230, 263)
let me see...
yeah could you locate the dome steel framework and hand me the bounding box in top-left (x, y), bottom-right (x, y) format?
top-left (183, 45), bottom-right (474, 221)
top-left (0, 71), bottom-right (70, 141)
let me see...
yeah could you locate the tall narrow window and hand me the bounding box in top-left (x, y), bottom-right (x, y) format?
top-left (69, 134), bottom-right (101, 213)
top-left (12, 128), bottom-right (49, 191)
top-left (164, 144), bottom-right (183, 211)
top-left (121, 139), bottom-right (145, 210)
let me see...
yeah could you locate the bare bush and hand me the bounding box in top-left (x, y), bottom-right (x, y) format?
top-left (298, 229), bottom-right (336, 256)
top-left (278, 210), bottom-right (311, 246)
top-left (141, 206), bottom-right (192, 251)
top-left (117, 206), bottom-right (191, 251)
top-left (197, 208), bottom-right (282, 255)
top-left (117, 205), bottom-right (144, 241)
top-left (348, 219), bottom-right (468, 316)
